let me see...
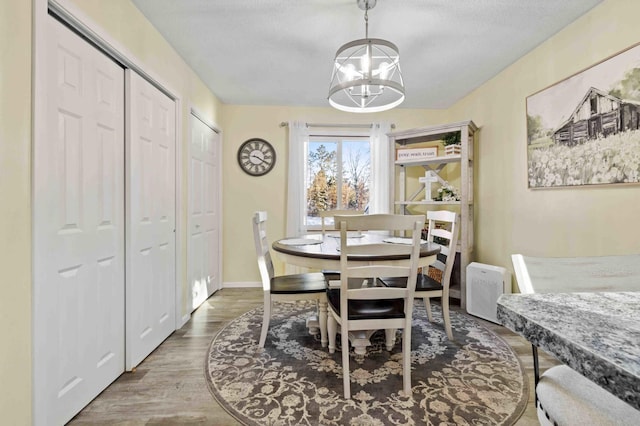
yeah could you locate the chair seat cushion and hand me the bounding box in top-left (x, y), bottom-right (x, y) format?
top-left (271, 272), bottom-right (327, 294)
top-left (379, 274), bottom-right (444, 292)
top-left (327, 288), bottom-right (405, 320)
top-left (537, 365), bottom-right (640, 426)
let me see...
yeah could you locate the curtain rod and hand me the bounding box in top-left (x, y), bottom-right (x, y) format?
top-left (279, 122), bottom-right (395, 129)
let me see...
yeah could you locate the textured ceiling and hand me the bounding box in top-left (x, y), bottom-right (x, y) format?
top-left (131, 0), bottom-right (602, 109)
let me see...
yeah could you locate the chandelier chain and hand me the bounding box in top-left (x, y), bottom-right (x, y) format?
top-left (364, 9), bottom-right (369, 38)
top-left (364, 6), bottom-right (369, 39)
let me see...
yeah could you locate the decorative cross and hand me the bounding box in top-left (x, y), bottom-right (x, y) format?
top-left (419, 170), bottom-right (448, 201)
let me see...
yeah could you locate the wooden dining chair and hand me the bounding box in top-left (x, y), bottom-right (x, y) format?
top-left (379, 210), bottom-right (459, 340)
top-left (252, 211), bottom-right (328, 348)
top-left (318, 209), bottom-right (365, 281)
top-left (512, 254), bottom-right (640, 426)
top-left (326, 214), bottom-right (424, 399)
top-left (319, 209), bottom-right (365, 235)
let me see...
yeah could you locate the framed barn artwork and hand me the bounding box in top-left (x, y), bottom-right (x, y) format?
top-left (526, 42), bottom-right (640, 188)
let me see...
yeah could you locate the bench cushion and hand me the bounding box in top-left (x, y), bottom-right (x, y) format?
top-left (537, 365), bottom-right (640, 426)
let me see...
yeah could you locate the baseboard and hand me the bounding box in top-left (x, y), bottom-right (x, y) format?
top-left (223, 281), bottom-right (261, 288)
top-left (176, 313), bottom-right (190, 329)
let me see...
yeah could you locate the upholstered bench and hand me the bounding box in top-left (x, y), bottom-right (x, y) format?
top-left (511, 254), bottom-right (640, 425)
top-left (537, 365), bottom-right (639, 426)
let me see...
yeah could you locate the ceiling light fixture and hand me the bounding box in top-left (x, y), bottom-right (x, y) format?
top-left (328, 0), bottom-right (405, 113)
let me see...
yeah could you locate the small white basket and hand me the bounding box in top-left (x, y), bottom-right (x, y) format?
top-left (444, 144), bottom-right (461, 156)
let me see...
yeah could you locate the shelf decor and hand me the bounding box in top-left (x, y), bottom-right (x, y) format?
top-left (442, 131), bottom-right (461, 156)
top-left (434, 183), bottom-right (461, 202)
top-left (419, 170), bottom-right (446, 201)
top-left (444, 144), bottom-right (461, 156)
top-left (397, 147), bottom-right (437, 161)
top-left (526, 41), bottom-right (640, 188)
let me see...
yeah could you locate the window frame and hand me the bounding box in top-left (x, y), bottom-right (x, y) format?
top-left (305, 134), bottom-right (370, 231)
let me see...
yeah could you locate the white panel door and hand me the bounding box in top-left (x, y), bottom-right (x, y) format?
top-left (188, 114), bottom-right (221, 310)
top-left (126, 70), bottom-right (176, 370)
top-left (33, 17), bottom-right (125, 425)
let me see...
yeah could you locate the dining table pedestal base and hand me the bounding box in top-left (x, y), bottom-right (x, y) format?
top-left (349, 330), bottom-right (376, 355)
top-left (304, 300), bottom-right (328, 348)
top-left (329, 328), bottom-right (397, 355)
top-left (350, 329), bottom-right (397, 355)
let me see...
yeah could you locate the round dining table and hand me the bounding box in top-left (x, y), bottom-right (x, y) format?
top-left (272, 232), bottom-right (440, 270)
top-left (272, 232), bottom-right (440, 354)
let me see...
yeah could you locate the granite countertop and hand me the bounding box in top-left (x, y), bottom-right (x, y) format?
top-left (497, 291), bottom-right (640, 410)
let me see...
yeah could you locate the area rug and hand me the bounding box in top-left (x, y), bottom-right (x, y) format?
top-left (205, 301), bottom-right (528, 425)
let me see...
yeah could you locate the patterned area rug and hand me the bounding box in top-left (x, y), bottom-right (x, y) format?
top-left (205, 301), bottom-right (527, 425)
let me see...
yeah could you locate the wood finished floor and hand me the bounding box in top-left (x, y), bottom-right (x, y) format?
top-left (69, 288), bottom-right (558, 425)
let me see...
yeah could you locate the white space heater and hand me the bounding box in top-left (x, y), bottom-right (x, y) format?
top-left (466, 262), bottom-right (510, 323)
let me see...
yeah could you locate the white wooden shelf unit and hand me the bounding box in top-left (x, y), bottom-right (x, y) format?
top-left (388, 120), bottom-right (477, 309)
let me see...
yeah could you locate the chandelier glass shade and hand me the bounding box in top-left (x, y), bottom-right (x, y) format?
top-left (328, 1), bottom-right (405, 113)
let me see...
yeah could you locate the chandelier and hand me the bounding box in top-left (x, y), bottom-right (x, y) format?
top-left (328, 0), bottom-right (405, 113)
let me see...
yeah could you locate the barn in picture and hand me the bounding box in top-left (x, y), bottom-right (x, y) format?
top-left (553, 87), bottom-right (640, 145)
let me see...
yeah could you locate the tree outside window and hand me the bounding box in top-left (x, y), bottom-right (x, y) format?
top-left (305, 137), bottom-right (370, 227)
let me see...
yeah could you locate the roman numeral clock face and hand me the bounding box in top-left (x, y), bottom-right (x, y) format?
top-left (237, 138), bottom-right (276, 176)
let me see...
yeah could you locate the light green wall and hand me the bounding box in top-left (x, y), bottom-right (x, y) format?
top-left (0, 0), bottom-right (33, 424)
top-left (220, 105), bottom-right (448, 282)
top-left (447, 0), bottom-right (640, 281)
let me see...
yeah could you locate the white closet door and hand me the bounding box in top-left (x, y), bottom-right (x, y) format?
top-left (126, 70), bottom-right (176, 370)
top-left (33, 17), bottom-right (125, 425)
top-left (188, 113), bottom-right (221, 310)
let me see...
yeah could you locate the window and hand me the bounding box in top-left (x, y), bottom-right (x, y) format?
top-left (305, 136), bottom-right (370, 228)
top-left (286, 121), bottom-right (390, 238)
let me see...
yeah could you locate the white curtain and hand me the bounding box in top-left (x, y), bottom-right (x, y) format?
top-left (369, 122), bottom-right (392, 214)
top-left (286, 121), bottom-right (309, 237)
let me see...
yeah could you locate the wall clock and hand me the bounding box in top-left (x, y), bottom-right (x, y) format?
top-left (237, 138), bottom-right (276, 176)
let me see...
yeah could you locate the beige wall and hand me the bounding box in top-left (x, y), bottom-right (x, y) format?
top-left (0, 0), bottom-right (222, 422)
top-left (2, 0), bottom-right (638, 422)
top-left (448, 0), bottom-right (640, 284)
top-left (0, 0), bottom-right (33, 424)
top-left (222, 0), bottom-right (640, 287)
top-left (221, 106), bottom-right (448, 282)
